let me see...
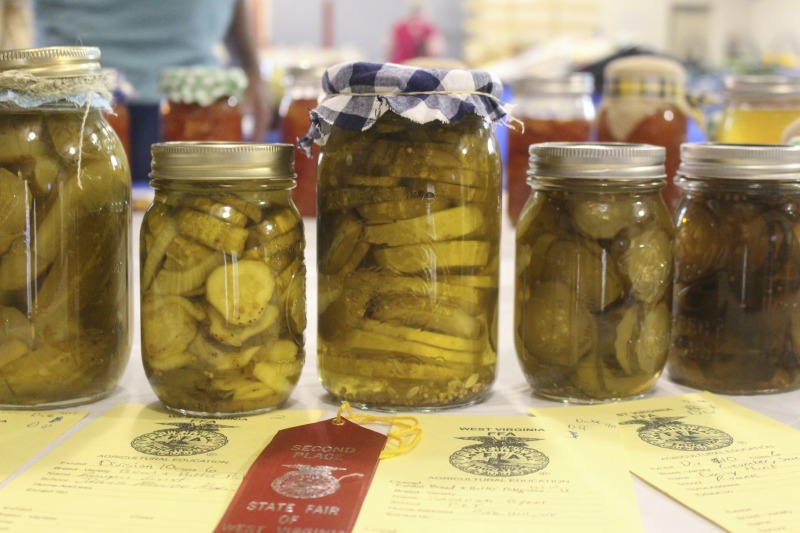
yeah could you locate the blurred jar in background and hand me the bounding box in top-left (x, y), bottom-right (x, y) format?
top-left (596, 55), bottom-right (694, 213)
top-left (506, 73), bottom-right (594, 224)
top-left (159, 66), bottom-right (246, 142)
top-left (102, 69), bottom-right (134, 164)
top-left (717, 74), bottom-right (800, 144)
top-left (279, 65), bottom-right (324, 217)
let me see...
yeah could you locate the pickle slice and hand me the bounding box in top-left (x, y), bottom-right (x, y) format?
top-left (321, 186), bottom-right (409, 211)
top-left (205, 259), bottom-right (276, 326)
top-left (319, 212), bottom-right (363, 274)
top-left (368, 292), bottom-right (481, 338)
top-left (571, 196), bottom-right (635, 240)
top-left (342, 328), bottom-right (483, 366)
top-left (167, 194), bottom-right (250, 228)
top-left (206, 304), bottom-right (279, 347)
top-left (357, 197), bottom-right (451, 221)
top-left (344, 271), bottom-right (486, 309)
top-left (519, 281), bottom-right (596, 366)
top-left (176, 208), bottom-right (249, 255)
top-left (363, 205), bottom-right (484, 246)
top-left (360, 319), bottom-right (484, 352)
top-left (0, 168), bottom-right (30, 256)
top-left (374, 241), bottom-right (490, 274)
top-left (141, 295), bottom-right (202, 359)
top-left (621, 228), bottom-right (672, 304)
top-left (153, 251), bottom-right (223, 296)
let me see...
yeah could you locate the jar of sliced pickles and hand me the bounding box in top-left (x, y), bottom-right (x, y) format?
top-left (670, 143), bottom-right (800, 394)
top-left (506, 73), bottom-right (594, 224)
top-left (596, 55), bottom-right (693, 212)
top-left (0, 47), bottom-right (132, 408)
top-left (716, 74), bottom-right (800, 144)
top-left (141, 142), bottom-right (305, 416)
top-left (515, 143), bottom-right (673, 402)
top-left (159, 66), bottom-right (246, 142)
top-left (301, 62), bottom-right (511, 409)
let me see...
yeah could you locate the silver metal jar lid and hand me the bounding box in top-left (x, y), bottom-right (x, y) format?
top-left (150, 142), bottom-right (296, 182)
top-left (512, 72), bottom-right (594, 96)
top-left (679, 142), bottom-right (800, 180)
top-left (0, 46), bottom-right (101, 77)
top-left (528, 142), bottom-right (666, 180)
top-left (723, 74), bottom-right (800, 100)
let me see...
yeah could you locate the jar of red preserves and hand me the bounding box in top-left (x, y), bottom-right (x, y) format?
top-left (279, 65), bottom-right (324, 217)
top-left (506, 73), bottom-right (594, 224)
top-left (159, 66), bottom-right (246, 142)
top-left (596, 55), bottom-right (693, 212)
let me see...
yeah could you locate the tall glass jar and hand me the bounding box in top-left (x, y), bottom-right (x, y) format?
top-left (596, 55), bottom-right (692, 212)
top-left (303, 62), bottom-right (509, 410)
top-left (670, 143), bottom-right (800, 394)
top-left (159, 66), bottom-right (246, 142)
top-left (716, 75), bottom-right (800, 144)
top-left (506, 73), bottom-right (594, 224)
top-left (0, 47), bottom-right (132, 408)
top-left (279, 65), bottom-right (324, 217)
top-left (515, 143), bottom-right (673, 402)
top-left (141, 142), bottom-right (305, 417)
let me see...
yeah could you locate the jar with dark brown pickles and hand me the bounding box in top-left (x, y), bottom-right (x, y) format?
top-left (306, 62), bottom-right (508, 409)
top-left (515, 143), bottom-right (673, 402)
top-left (141, 143), bottom-right (305, 416)
top-left (670, 143), bottom-right (800, 394)
top-left (0, 47), bottom-right (131, 408)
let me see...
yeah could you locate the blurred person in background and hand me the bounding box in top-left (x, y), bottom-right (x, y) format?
top-left (388, 0), bottom-right (444, 64)
top-left (0, 0), bottom-right (33, 49)
top-left (34, 0), bottom-right (271, 183)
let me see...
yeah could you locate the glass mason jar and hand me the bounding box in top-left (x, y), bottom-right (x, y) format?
top-left (716, 74), bottom-right (800, 144)
top-left (317, 111), bottom-right (502, 409)
top-left (596, 55), bottom-right (692, 213)
top-left (515, 143), bottom-right (673, 402)
top-left (141, 142), bottom-right (306, 416)
top-left (670, 143), bottom-right (800, 394)
top-left (0, 47), bottom-right (132, 408)
top-left (159, 66), bottom-right (246, 142)
top-left (279, 65), bottom-right (324, 217)
top-left (305, 63), bottom-right (509, 410)
top-left (506, 73), bottom-right (594, 224)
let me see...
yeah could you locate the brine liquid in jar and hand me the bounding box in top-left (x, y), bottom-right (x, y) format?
top-left (670, 143), bottom-right (800, 394)
top-left (302, 62), bottom-right (511, 410)
top-left (506, 73), bottom-right (594, 224)
top-left (515, 143), bottom-right (673, 402)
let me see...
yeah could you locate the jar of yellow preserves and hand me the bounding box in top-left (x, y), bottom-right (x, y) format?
top-left (716, 75), bottom-right (800, 144)
top-left (670, 143), bottom-right (800, 394)
top-left (0, 47), bottom-right (131, 408)
top-left (141, 142), bottom-right (305, 416)
top-left (301, 62), bottom-right (511, 409)
top-left (515, 143), bottom-right (673, 402)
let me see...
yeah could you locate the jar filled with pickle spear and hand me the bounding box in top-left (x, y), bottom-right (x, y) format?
top-left (515, 143), bottom-right (673, 402)
top-left (0, 47), bottom-right (132, 408)
top-left (300, 62), bottom-right (511, 409)
top-left (670, 143), bottom-right (800, 394)
top-left (141, 142), bottom-right (305, 416)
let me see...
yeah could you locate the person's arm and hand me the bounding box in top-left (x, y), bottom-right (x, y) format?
top-left (226, 0), bottom-right (272, 141)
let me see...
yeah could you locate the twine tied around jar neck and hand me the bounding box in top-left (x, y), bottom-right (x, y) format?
top-left (0, 69), bottom-right (116, 187)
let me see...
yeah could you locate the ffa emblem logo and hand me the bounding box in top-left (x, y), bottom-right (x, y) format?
top-left (130, 420), bottom-right (232, 456)
top-left (621, 416), bottom-right (733, 451)
top-left (271, 465), bottom-right (364, 499)
top-left (449, 436), bottom-right (549, 477)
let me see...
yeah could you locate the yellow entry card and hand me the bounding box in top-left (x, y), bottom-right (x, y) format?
top-left (0, 410), bottom-right (87, 484)
top-left (0, 404), bottom-right (322, 533)
top-left (615, 392), bottom-right (800, 532)
top-left (354, 410), bottom-right (642, 533)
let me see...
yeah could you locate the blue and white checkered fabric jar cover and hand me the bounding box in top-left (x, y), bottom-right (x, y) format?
top-left (299, 61), bottom-right (510, 155)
